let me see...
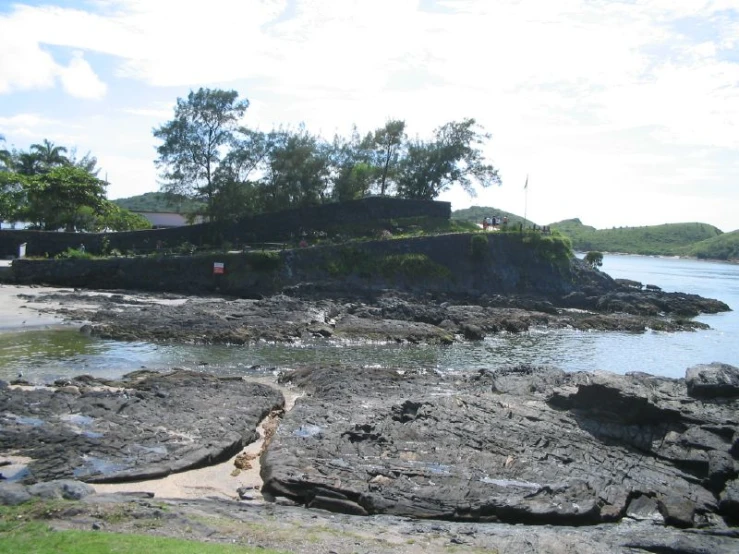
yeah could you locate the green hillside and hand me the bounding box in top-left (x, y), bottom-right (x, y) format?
top-left (550, 220), bottom-right (723, 256)
top-left (112, 192), bottom-right (205, 213)
top-left (451, 205), bottom-right (532, 228)
top-left (686, 230), bottom-right (739, 261)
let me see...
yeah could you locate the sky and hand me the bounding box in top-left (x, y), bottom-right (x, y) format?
top-left (1, 0), bottom-right (739, 232)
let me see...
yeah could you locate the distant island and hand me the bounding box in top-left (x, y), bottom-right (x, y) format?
top-left (452, 206), bottom-right (739, 261)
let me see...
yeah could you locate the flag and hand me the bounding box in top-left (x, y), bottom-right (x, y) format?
top-left (524, 175), bottom-right (529, 190)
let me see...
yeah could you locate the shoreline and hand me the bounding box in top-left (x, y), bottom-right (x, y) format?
top-left (0, 283), bottom-right (74, 332)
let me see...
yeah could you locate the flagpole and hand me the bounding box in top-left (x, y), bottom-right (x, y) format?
top-left (523, 174), bottom-right (529, 228)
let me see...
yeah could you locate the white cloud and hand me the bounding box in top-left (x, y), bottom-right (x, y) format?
top-left (58, 51), bottom-right (107, 99)
top-left (2, 0), bottom-right (739, 230)
top-left (0, 9), bottom-right (108, 98)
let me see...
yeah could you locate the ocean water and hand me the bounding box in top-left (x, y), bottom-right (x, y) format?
top-left (1, 255), bottom-right (737, 383)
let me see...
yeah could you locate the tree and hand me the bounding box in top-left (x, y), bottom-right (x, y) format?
top-left (370, 120), bottom-right (406, 195)
top-left (30, 139), bottom-right (70, 172)
top-left (154, 88), bottom-right (250, 220)
top-left (96, 203), bottom-right (152, 232)
top-left (0, 135), bottom-right (11, 171)
top-left (396, 118), bottom-right (501, 200)
top-left (258, 127), bottom-right (331, 212)
top-left (329, 128), bottom-right (377, 202)
top-left (23, 166), bottom-right (108, 231)
top-left (584, 251), bottom-right (604, 269)
top-left (68, 148), bottom-right (101, 176)
top-left (0, 170), bottom-right (26, 224)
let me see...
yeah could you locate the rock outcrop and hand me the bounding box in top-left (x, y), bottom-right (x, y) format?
top-left (261, 363), bottom-right (739, 530)
top-left (0, 370), bottom-right (284, 483)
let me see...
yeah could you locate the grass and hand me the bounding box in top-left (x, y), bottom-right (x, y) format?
top-left (0, 503), bottom-right (284, 554)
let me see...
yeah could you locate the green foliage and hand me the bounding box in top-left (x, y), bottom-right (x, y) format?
top-left (154, 88), bottom-right (250, 219)
top-left (370, 119), bottom-right (406, 195)
top-left (452, 205), bottom-right (528, 229)
top-left (23, 166), bottom-right (108, 231)
top-left (550, 219), bottom-right (722, 256)
top-left (326, 246), bottom-right (369, 277)
top-left (98, 204), bottom-right (152, 231)
top-left (55, 247), bottom-right (94, 260)
top-left (0, 170), bottom-right (25, 223)
top-left (518, 230), bottom-right (573, 263)
top-left (584, 251), bottom-right (604, 268)
top-left (686, 230), bottom-right (739, 260)
top-left (378, 253), bottom-right (452, 280)
top-left (112, 192), bottom-right (205, 213)
top-left (176, 241), bottom-right (196, 255)
top-left (469, 234), bottom-right (489, 260)
top-left (396, 119), bottom-right (501, 200)
top-left (325, 248), bottom-right (450, 281)
top-left (0, 518), bottom-right (280, 554)
top-left (259, 127), bottom-right (331, 212)
top-left (245, 251), bottom-right (283, 272)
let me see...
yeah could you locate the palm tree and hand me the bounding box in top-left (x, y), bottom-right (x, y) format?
top-left (30, 139), bottom-right (69, 171)
top-left (0, 134), bottom-right (11, 171)
top-left (16, 152), bottom-right (41, 175)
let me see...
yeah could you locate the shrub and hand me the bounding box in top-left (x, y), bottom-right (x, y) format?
top-left (379, 253), bottom-right (451, 280)
top-left (55, 247), bottom-right (93, 260)
top-left (245, 251), bottom-right (282, 271)
top-left (584, 251), bottom-right (603, 269)
top-left (469, 234), bottom-right (489, 260)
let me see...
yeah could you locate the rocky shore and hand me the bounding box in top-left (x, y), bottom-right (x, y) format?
top-left (1, 363), bottom-right (738, 553)
top-left (15, 284), bottom-right (730, 345)
top-left (0, 283), bottom-right (737, 552)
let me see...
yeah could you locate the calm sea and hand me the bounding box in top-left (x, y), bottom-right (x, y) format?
top-left (1, 255), bottom-right (737, 383)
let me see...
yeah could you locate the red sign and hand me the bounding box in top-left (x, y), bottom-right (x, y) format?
top-left (213, 262), bottom-right (225, 275)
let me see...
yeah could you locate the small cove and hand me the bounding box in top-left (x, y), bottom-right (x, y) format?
top-left (1, 254), bottom-right (737, 383)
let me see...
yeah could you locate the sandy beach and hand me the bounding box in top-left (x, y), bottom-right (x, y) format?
top-left (0, 283), bottom-right (72, 331)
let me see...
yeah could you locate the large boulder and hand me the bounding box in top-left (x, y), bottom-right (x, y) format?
top-left (686, 363), bottom-right (739, 398)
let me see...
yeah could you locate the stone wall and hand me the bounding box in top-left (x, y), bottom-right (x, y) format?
top-left (9, 232), bottom-right (599, 300)
top-left (0, 198), bottom-right (450, 258)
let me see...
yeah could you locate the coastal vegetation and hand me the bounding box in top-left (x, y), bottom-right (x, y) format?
top-left (549, 218), bottom-right (722, 256)
top-left (0, 137), bottom-right (150, 232)
top-left (452, 205), bottom-right (529, 228)
top-left (685, 230), bottom-right (739, 261)
top-left (112, 192), bottom-right (205, 215)
top-left (152, 88), bottom-right (501, 223)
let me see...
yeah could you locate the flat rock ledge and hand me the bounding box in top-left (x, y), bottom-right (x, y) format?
top-left (0, 370), bottom-right (284, 483)
top-left (261, 362), bottom-right (739, 534)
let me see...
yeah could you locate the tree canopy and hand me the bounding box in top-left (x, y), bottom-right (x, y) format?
top-left (152, 88), bottom-right (502, 223)
top-left (154, 88), bottom-right (250, 220)
top-left (0, 138), bottom-right (149, 231)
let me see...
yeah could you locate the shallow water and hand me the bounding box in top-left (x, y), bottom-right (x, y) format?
top-left (1, 255), bottom-right (737, 383)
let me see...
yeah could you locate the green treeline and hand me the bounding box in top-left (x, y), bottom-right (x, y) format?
top-left (0, 137), bottom-right (150, 232)
top-left (112, 192), bottom-right (205, 214)
top-left (549, 218), bottom-right (738, 260)
top-left (151, 88), bottom-right (501, 223)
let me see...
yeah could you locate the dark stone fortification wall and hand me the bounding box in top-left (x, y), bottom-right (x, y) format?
top-left (0, 198), bottom-right (450, 258)
top-left (9, 233), bottom-right (605, 301)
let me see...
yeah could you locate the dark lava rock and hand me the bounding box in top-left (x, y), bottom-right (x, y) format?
top-left (27, 479), bottom-right (96, 500)
top-left (261, 364), bottom-right (738, 531)
top-left (0, 370), bottom-right (284, 483)
top-left (0, 483), bottom-right (32, 505)
top-left (686, 362), bottom-right (739, 398)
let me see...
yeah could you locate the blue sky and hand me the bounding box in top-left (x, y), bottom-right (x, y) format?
top-left (1, 0), bottom-right (739, 231)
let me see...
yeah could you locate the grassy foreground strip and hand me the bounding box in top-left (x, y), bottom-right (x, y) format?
top-left (0, 521), bottom-right (284, 554)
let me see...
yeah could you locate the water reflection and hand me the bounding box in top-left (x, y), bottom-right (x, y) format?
top-left (1, 256), bottom-right (737, 383)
